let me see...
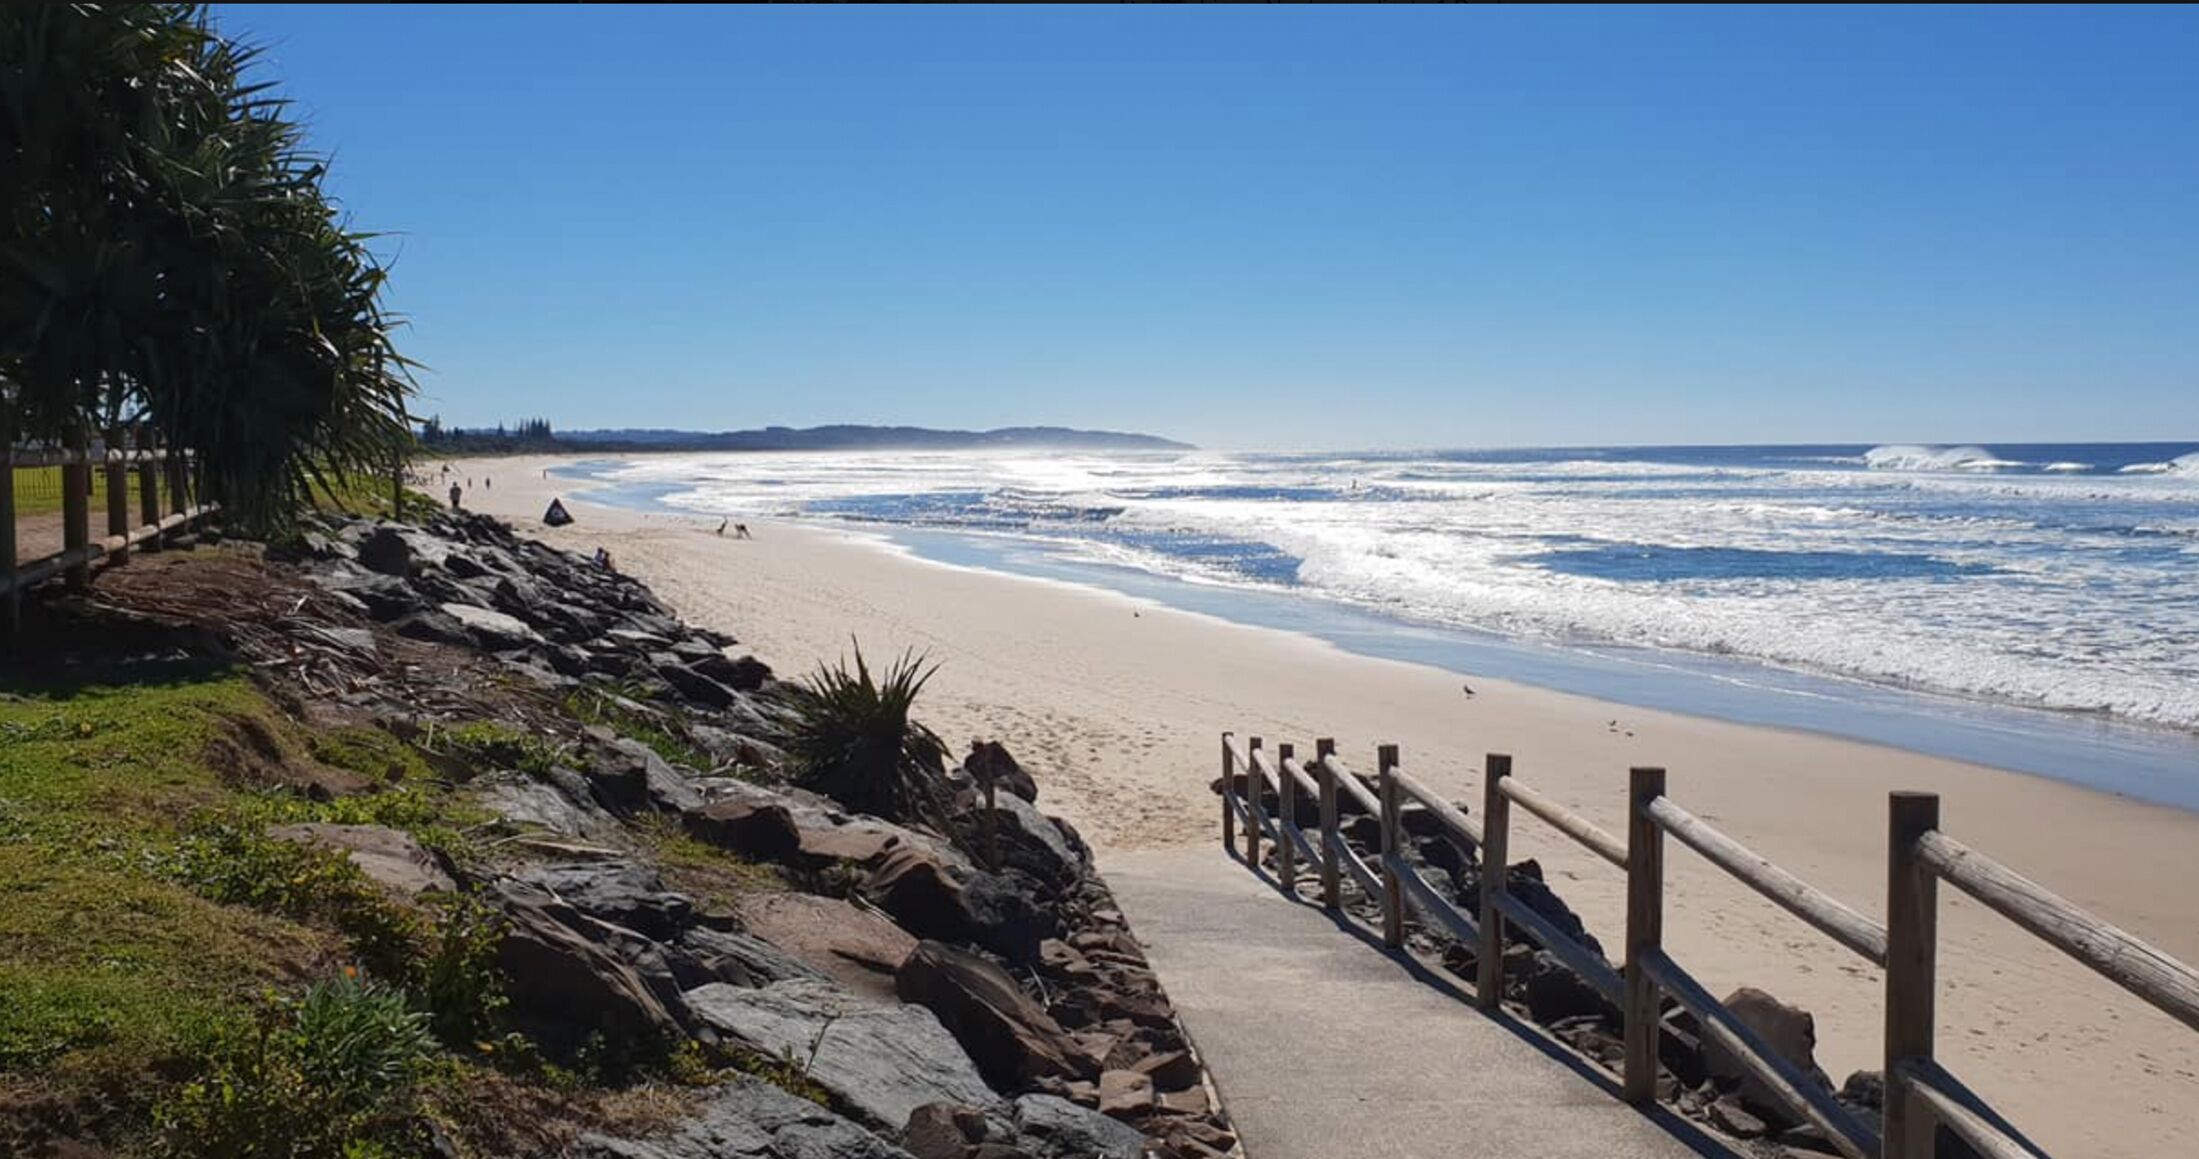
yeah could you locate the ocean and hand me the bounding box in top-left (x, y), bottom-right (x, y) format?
top-left (568, 443), bottom-right (2199, 805)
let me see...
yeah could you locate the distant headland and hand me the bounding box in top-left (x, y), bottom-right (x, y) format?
top-left (416, 420), bottom-right (1194, 455)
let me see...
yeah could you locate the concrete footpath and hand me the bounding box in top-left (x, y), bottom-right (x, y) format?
top-left (1103, 844), bottom-right (1740, 1159)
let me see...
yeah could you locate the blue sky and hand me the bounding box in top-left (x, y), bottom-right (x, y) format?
top-left (224, 4), bottom-right (2198, 449)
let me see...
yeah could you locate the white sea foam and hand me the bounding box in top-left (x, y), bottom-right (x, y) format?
top-left (1863, 444), bottom-right (2011, 471)
top-left (596, 447), bottom-right (2199, 731)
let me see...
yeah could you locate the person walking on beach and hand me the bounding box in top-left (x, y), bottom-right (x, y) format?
top-left (448, 482), bottom-right (462, 511)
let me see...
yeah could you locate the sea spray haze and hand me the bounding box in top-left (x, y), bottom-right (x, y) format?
top-left (588, 443), bottom-right (2199, 733)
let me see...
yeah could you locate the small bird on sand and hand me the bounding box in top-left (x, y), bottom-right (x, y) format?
top-left (1461, 683), bottom-right (1475, 697)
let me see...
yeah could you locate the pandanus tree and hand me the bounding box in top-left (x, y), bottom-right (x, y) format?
top-left (0, 3), bottom-right (414, 529)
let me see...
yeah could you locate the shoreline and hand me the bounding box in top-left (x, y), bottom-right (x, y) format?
top-left (443, 454), bottom-right (2199, 1159)
top-left (554, 454), bottom-right (2199, 812)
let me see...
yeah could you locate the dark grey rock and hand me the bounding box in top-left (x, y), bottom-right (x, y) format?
top-left (518, 860), bottom-right (695, 941)
top-left (1003, 1094), bottom-right (1144, 1159)
top-left (679, 927), bottom-right (833, 987)
top-left (357, 527), bottom-right (413, 576)
top-left (685, 979), bottom-right (999, 1132)
top-left (572, 1074), bottom-right (914, 1159)
top-left (489, 879), bottom-right (683, 1055)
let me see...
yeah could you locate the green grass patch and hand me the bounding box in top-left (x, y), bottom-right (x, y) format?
top-left (563, 688), bottom-right (707, 771)
top-left (432, 720), bottom-right (567, 780)
top-left (7, 464), bottom-right (116, 519)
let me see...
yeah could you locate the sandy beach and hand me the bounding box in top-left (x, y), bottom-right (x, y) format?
top-left (445, 455), bottom-right (2199, 1157)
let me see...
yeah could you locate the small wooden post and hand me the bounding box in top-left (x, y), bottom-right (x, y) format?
top-left (62, 432), bottom-right (90, 589)
top-left (1622, 766), bottom-right (1668, 1104)
top-left (1276, 742), bottom-right (1298, 894)
top-left (1379, 743), bottom-right (1404, 950)
top-left (137, 444), bottom-right (161, 554)
top-left (1477, 753), bottom-right (1514, 1009)
top-left (392, 455), bottom-right (405, 521)
top-left (1220, 732), bottom-right (1237, 853)
top-left (103, 445), bottom-right (130, 567)
top-left (167, 451), bottom-right (187, 515)
top-left (1246, 736), bottom-right (1265, 868)
top-left (1884, 791), bottom-right (1942, 1159)
top-left (1, 434), bottom-right (17, 640)
top-left (1316, 737), bottom-right (1340, 909)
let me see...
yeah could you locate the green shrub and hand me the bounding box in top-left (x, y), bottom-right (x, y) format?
top-left (434, 722), bottom-right (563, 780)
top-left (409, 896), bottom-right (508, 1048)
top-left (777, 644), bottom-right (946, 826)
top-left (310, 727), bottom-right (432, 784)
top-left (154, 977), bottom-right (436, 1158)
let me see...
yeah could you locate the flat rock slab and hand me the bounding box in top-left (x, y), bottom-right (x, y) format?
top-left (267, 822), bottom-right (453, 896)
top-left (1100, 845), bottom-right (1741, 1159)
top-left (686, 979), bottom-right (998, 1133)
top-left (738, 891), bottom-right (918, 1003)
top-left (573, 1073), bottom-right (914, 1159)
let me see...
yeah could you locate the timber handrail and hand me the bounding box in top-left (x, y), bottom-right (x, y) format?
top-left (1213, 730), bottom-right (2199, 1159)
top-left (4, 443), bottom-right (215, 638)
top-left (1645, 795), bottom-right (1888, 967)
top-left (1914, 831), bottom-right (2199, 1032)
top-left (1498, 774), bottom-right (1625, 868)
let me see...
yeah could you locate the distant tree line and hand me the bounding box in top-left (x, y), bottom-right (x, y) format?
top-left (416, 417), bottom-right (560, 454)
top-left (0, 4), bottom-right (413, 529)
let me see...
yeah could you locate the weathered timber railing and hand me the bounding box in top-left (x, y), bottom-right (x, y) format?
top-left (3, 443), bottom-right (215, 637)
top-left (1217, 731), bottom-right (2199, 1159)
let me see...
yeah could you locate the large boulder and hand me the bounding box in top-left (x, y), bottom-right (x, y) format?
top-left (865, 847), bottom-right (1054, 965)
top-left (586, 734), bottom-right (705, 815)
top-left (356, 527), bottom-right (413, 577)
top-left (1705, 987), bottom-right (1830, 1130)
top-left (489, 880), bottom-right (683, 1054)
top-left (472, 773), bottom-right (617, 840)
top-left (265, 823), bottom-right (454, 896)
top-left (679, 927), bottom-right (833, 988)
top-left (738, 892), bottom-right (918, 1002)
top-left (685, 980), bottom-right (999, 1132)
top-left (1002, 1094), bottom-right (1145, 1159)
top-left (978, 793), bottom-right (1082, 890)
top-left (896, 941), bottom-right (1091, 1090)
top-left (440, 602), bottom-right (547, 651)
top-left (572, 1074), bottom-right (914, 1159)
top-left (517, 860), bottom-right (695, 941)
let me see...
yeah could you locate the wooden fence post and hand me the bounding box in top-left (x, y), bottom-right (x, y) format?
top-left (1220, 732), bottom-right (1236, 854)
top-left (1276, 742), bottom-right (1298, 894)
top-left (1316, 737), bottom-right (1340, 910)
top-left (1379, 743), bottom-right (1403, 950)
top-left (1246, 736), bottom-right (1265, 868)
top-left (1477, 753), bottom-right (1513, 1009)
top-left (62, 431), bottom-right (89, 590)
top-left (104, 445), bottom-right (130, 567)
top-left (1884, 791), bottom-right (1941, 1159)
top-left (162, 448), bottom-right (184, 516)
top-left (137, 445), bottom-right (161, 554)
top-left (1623, 766), bottom-right (1668, 1104)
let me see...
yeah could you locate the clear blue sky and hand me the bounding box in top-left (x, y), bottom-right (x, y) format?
top-left (223, 4), bottom-right (2199, 449)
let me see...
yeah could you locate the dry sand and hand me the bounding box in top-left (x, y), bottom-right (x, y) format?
top-left (446, 455), bottom-right (2199, 1156)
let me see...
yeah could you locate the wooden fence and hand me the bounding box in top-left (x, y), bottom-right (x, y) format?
top-left (1219, 731), bottom-right (2199, 1159)
top-left (2, 444), bottom-right (216, 635)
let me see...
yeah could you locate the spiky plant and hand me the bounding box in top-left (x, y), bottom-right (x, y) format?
top-left (779, 644), bottom-right (948, 827)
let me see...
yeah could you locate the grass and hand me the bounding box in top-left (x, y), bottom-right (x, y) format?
top-left (563, 686), bottom-right (709, 772)
top-left (7, 464), bottom-right (117, 519)
top-left (0, 677), bottom-right (344, 1117)
top-left (0, 675), bottom-right (512, 1151)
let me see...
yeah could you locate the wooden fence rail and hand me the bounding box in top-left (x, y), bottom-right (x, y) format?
top-left (3, 443), bottom-right (215, 637)
top-left (1217, 731), bottom-right (2199, 1159)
